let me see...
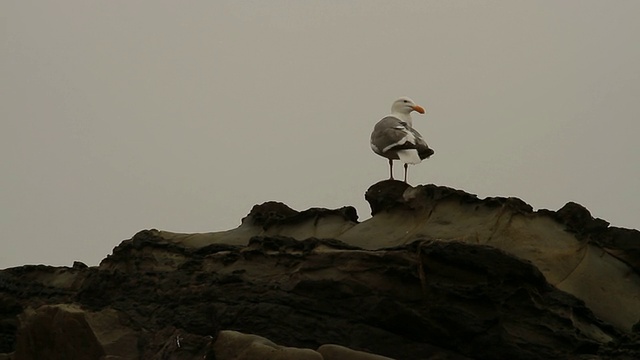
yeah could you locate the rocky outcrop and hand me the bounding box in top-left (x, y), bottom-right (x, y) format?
top-left (1, 181), bottom-right (639, 359)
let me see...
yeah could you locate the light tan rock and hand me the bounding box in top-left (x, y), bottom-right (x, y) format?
top-left (151, 183), bottom-right (640, 332)
top-left (212, 330), bottom-right (323, 360)
top-left (318, 344), bottom-right (395, 360)
top-left (338, 198), bottom-right (640, 331)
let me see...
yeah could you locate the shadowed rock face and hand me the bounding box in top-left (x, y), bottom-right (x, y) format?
top-left (1, 181), bottom-right (639, 359)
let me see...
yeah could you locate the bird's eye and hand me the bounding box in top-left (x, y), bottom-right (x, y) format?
top-left (403, 100), bottom-right (409, 103)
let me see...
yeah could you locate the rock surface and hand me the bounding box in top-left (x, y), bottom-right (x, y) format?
top-left (1, 181), bottom-right (639, 359)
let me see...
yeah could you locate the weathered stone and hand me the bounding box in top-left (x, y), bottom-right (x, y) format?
top-left (317, 344), bottom-right (395, 360)
top-left (213, 330), bottom-right (322, 360)
top-left (13, 305), bottom-right (107, 360)
top-left (1, 181), bottom-right (639, 359)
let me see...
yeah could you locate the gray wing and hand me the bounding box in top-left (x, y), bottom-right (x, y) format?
top-left (370, 116), bottom-right (434, 159)
top-left (407, 126), bottom-right (434, 160)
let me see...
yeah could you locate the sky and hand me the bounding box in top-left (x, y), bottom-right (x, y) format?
top-left (2, 1), bottom-right (639, 269)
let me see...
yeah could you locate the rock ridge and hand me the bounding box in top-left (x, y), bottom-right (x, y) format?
top-left (243, 201), bottom-right (359, 229)
top-left (1, 181), bottom-right (639, 359)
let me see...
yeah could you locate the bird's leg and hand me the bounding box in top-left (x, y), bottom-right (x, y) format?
top-left (404, 163), bottom-right (408, 183)
top-left (388, 159), bottom-right (394, 180)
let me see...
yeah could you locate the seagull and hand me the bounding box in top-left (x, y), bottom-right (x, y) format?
top-left (370, 97), bottom-right (434, 183)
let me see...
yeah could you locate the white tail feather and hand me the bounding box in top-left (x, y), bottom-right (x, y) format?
top-left (397, 149), bottom-right (421, 165)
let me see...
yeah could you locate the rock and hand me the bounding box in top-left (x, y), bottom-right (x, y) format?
top-left (213, 330), bottom-right (322, 360)
top-left (140, 327), bottom-right (215, 360)
top-left (364, 179), bottom-right (412, 215)
top-left (2, 181), bottom-right (640, 359)
top-left (14, 304), bottom-right (111, 360)
top-left (317, 344), bottom-right (396, 360)
top-left (72, 261), bottom-right (88, 269)
top-left (553, 202), bottom-right (610, 234)
top-left (151, 202), bottom-right (359, 249)
top-left (339, 181), bottom-right (640, 332)
top-left (0, 295), bottom-right (21, 355)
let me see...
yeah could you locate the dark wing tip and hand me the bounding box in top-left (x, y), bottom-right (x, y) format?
top-left (420, 147), bottom-right (435, 159)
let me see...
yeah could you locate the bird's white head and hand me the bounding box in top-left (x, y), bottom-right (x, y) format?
top-left (390, 97), bottom-right (426, 124)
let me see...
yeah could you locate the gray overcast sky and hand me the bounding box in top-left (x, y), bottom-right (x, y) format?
top-left (2, 1), bottom-right (639, 269)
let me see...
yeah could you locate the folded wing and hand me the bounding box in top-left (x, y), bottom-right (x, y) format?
top-left (370, 116), bottom-right (434, 163)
